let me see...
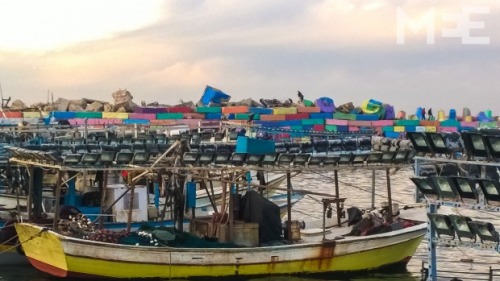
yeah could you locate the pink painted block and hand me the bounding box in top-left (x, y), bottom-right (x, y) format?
top-left (325, 119), bottom-right (348, 126)
top-left (176, 119), bottom-right (202, 129)
top-left (460, 121), bottom-right (478, 127)
top-left (183, 113), bottom-right (205, 119)
top-left (129, 113), bottom-right (156, 120)
top-left (372, 120), bottom-right (394, 126)
top-left (87, 118), bottom-right (122, 125)
top-left (69, 118), bottom-right (85, 125)
top-left (86, 118), bottom-right (101, 125)
top-left (348, 120), bottom-right (372, 127)
top-left (349, 126), bottom-right (360, 132)
top-left (438, 126), bottom-right (458, 132)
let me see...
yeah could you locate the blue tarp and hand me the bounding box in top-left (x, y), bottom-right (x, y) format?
top-left (200, 85), bottom-right (231, 106)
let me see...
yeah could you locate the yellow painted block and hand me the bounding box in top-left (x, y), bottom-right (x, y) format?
top-left (425, 126), bottom-right (437, 132)
top-left (393, 126), bottom-right (405, 132)
top-left (102, 112), bottom-right (129, 119)
top-left (22, 112), bottom-right (41, 118)
top-left (273, 107), bottom-right (297, 115)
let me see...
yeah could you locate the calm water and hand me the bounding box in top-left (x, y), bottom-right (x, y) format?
top-left (1, 167), bottom-right (499, 281)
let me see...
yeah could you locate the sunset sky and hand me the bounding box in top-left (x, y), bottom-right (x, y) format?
top-left (0, 0), bottom-right (498, 114)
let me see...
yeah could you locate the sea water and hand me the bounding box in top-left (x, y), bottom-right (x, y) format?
top-left (1, 167), bottom-right (499, 281)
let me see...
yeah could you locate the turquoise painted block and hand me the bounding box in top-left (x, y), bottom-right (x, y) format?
top-left (235, 113), bottom-right (260, 120)
top-left (156, 113), bottom-right (183, 119)
top-left (439, 120), bottom-right (460, 127)
top-left (195, 106), bottom-right (222, 113)
top-left (301, 119), bottom-right (324, 125)
top-left (75, 112), bottom-right (102, 118)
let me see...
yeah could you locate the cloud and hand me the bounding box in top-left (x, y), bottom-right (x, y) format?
top-left (0, 0), bottom-right (165, 51)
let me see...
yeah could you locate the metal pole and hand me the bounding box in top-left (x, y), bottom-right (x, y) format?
top-left (228, 173), bottom-right (235, 242)
top-left (98, 170), bottom-right (109, 229)
top-left (427, 203), bottom-right (437, 281)
top-left (385, 169), bottom-right (393, 223)
top-left (84, 118), bottom-right (88, 141)
top-left (334, 170), bottom-right (341, 227)
top-left (14, 167), bottom-right (20, 214)
top-left (371, 169), bottom-right (376, 209)
top-left (26, 166), bottom-right (34, 222)
top-left (53, 171), bottom-right (63, 230)
top-left (126, 180), bottom-right (136, 233)
top-left (414, 157), bottom-right (422, 203)
top-left (286, 172), bottom-right (292, 242)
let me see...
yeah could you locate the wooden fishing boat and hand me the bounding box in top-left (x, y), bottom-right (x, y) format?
top-left (15, 217), bottom-right (425, 278)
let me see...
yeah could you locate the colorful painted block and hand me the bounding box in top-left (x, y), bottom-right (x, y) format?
top-left (195, 106), bottom-right (222, 113)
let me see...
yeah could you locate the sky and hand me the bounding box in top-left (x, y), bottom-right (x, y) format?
top-left (0, 0), bottom-right (499, 115)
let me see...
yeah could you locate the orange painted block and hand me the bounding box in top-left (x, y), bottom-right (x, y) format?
top-left (419, 120), bottom-right (440, 126)
top-left (221, 106), bottom-right (249, 114)
top-left (297, 107), bottom-right (321, 113)
top-left (150, 119), bottom-right (178, 125)
top-left (259, 114), bottom-right (286, 121)
top-left (1, 111), bottom-right (23, 118)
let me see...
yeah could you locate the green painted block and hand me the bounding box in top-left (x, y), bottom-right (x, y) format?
top-left (325, 125), bottom-right (337, 131)
top-left (195, 106), bottom-right (222, 113)
top-left (332, 112), bottom-right (356, 120)
top-left (156, 113), bottom-right (183, 119)
top-left (394, 119), bottom-right (420, 126)
top-left (479, 121), bottom-right (498, 129)
top-left (301, 119), bottom-right (324, 125)
top-left (75, 112), bottom-right (102, 118)
top-left (382, 126), bottom-right (394, 132)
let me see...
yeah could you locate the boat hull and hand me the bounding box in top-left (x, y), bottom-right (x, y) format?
top-left (16, 222), bottom-right (426, 279)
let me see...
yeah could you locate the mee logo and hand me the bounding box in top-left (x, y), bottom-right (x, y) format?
top-left (396, 7), bottom-right (490, 45)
